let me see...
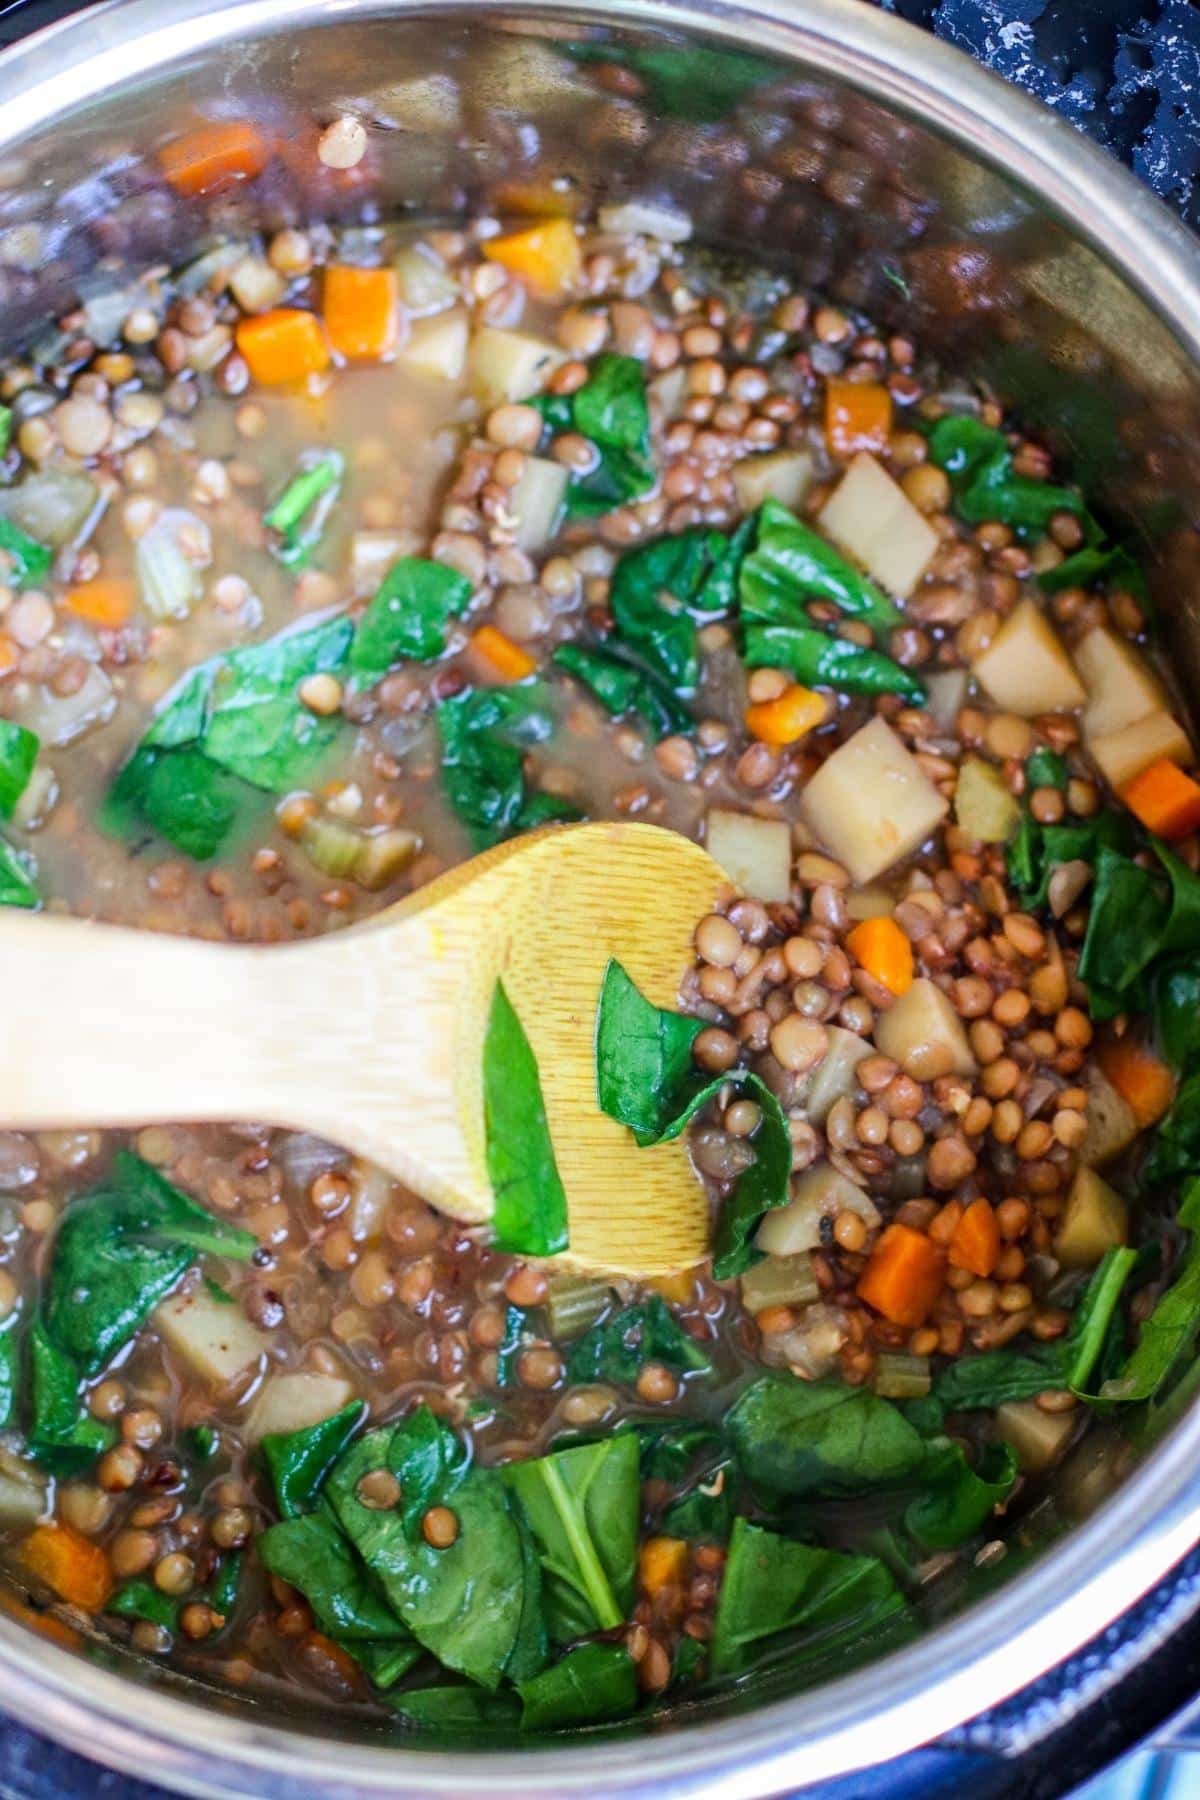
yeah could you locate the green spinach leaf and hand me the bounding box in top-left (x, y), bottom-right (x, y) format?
top-left (203, 615), bottom-right (354, 791)
top-left (727, 1374), bottom-right (926, 1496)
top-left (607, 527), bottom-right (741, 691)
top-left (924, 416), bottom-right (1096, 539)
top-left (258, 1506), bottom-right (404, 1641)
top-left (904, 1441), bottom-right (1017, 1551)
top-left (109, 1580), bottom-right (179, 1630)
top-left (484, 979), bottom-right (569, 1257)
top-left (494, 1305), bottom-right (526, 1390)
top-left (743, 622), bottom-right (923, 701)
top-left (739, 497), bottom-right (902, 636)
top-left (28, 1316), bottom-right (115, 1472)
top-left (553, 640), bottom-right (694, 740)
top-left (0, 721), bottom-right (37, 819)
top-left (517, 1642), bottom-right (638, 1730)
top-left (501, 1432), bottom-right (638, 1640)
top-left (263, 451), bottom-right (344, 567)
top-left (261, 1400), bottom-right (366, 1519)
top-left (350, 558), bottom-right (472, 677)
top-left (386, 1686), bottom-right (521, 1733)
top-left (565, 1296), bottom-right (710, 1387)
top-left (0, 516), bottom-right (52, 590)
top-left (0, 835), bottom-right (38, 908)
top-left (566, 41), bottom-right (777, 124)
top-left (534, 354), bottom-right (654, 518)
top-left (1101, 1181), bottom-right (1200, 1403)
top-left (436, 685), bottom-right (578, 850)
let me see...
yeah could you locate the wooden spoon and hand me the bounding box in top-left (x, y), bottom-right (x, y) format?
top-left (0, 822), bottom-right (728, 1276)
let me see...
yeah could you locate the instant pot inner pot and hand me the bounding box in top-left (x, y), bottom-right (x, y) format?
top-left (1, 0), bottom-right (1200, 1755)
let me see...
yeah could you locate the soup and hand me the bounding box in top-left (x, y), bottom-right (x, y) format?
top-left (0, 160), bottom-right (1191, 1737)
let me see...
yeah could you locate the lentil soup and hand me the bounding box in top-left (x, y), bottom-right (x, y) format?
top-left (0, 173), bottom-right (1194, 1739)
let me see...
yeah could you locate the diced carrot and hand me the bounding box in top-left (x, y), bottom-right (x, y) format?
top-left (857, 1223), bottom-right (946, 1328)
top-left (825, 380), bottom-right (893, 457)
top-left (65, 577), bottom-right (135, 629)
top-left (21, 1523), bottom-right (114, 1614)
top-left (158, 121), bottom-right (269, 198)
top-left (1097, 1038), bottom-right (1175, 1130)
top-left (1120, 757), bottom-right (1200, 841)
top-left (323, 266), bottom-right (400, 362)
top-left (744, 683), bottom-right (826, 748)
top-left (948, 1197), bottom-right (1000, 1279)
top-left (651, 1269), bottom-right (696, 1306)
top-left (0, 1592), bottom-right (81, 1652)
top-left (638, 1536), bottom-right (689, 1597)
top-left (845, 916), bottom-right (914, 997)
top-left (492, 180), bottom-right (580, 218)
top-left (469, 625), bottom-right (537, 683)
top-left (482, 219), bottom-right (582, 298)
top-left (0, 635), bottom-right (18, 677)
top-left (235, 309), bottom-right (330, 386)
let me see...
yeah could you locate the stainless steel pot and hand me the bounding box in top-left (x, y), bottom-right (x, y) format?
top-left (1, 1), bottom-right (1200, 1794)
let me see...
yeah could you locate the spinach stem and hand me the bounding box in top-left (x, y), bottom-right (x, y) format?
top-left (541, 1460), bottom-right (621, 1629)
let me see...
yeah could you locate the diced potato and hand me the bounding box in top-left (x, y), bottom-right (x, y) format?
top-left (817, 451), bottom-right (938, 598)
top-left (799, 716), bottom-right (949, 883)
top-left (347, 1160), bottom-right (391, 1240)
top-left (739, 1253), bottom-right (819, 1313)
top-left (1088, 708), bottom-right (1193, 791)
top-left (997, 1400), bottom-right (1075, 1474)
top-left (846, 886), bottom-right (894, 922)
top-left (955, 756), bottom-right (1019, 844)
top-left (0, 1448), bottom-right (49, 1531)
top-left (1079, 1064), bottom-right (1138, 1168)
top-left (1076, 627), bottom-right (1168, 739)
top-left (1056, 1167), bottom-right (1129, 1268)
top-left (705, 809), bottom-right (791, 903)
top-left (803, 1026), bottom-right (872, 1125)
top-left (154, 1287), bottom-right (272, 1389)
top-left (874, 977), bottom-right (976, 1080)
top-left (598, 200), bottom-right (692, 242)
top-left (393, 243), bottom-right (460, 315)
top-left (648, 365), bottom-right (687, 424)
top-left (756, 1164), bottom-right (880, 1256)
top-left (467, 326), bottom-right (565, 410)
top-left (509, 455), bottom-right (568, 553)
top-left (923, 668), bottom-right (970, 733)
top-left (246, 1371), bottom-right (357, 1443)
top-left (395, 310), bottom-right (468, 381)
top-left (971, 598), bottom-right (1086, 717)
top-left (732, 450), bottom-right (814, 515)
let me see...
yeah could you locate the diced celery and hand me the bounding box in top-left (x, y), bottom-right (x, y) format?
top-left (739, 1254), bottom-right (818, 1314)
top-left (301, 815), bottom-right (362, 879)
top-left (873, 1351), bottom-right (931, 1399)
top-left (545, 1274), bottom-right (611, 1340)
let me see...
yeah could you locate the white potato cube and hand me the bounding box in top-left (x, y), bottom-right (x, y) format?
top-left (997, 1400), bottom-right (1075, 1474)
top-left (799, 716), bottom-right (949, 883)
top-left (923, 668), bottom-right (970, 732)
top-left (467, 327), bottom-right (565, 409)
top-left (874, 977), bottom-right (976, 1080)
top-left (1080, 1064), bottom-right (1138, 1168)
top-left (817, 452), bottom-right (938, 599)
top-left (705, 809), bottom-right (791, 903)
top-left (732, 450), bottom-right (814, 515)
top-left (802, 1026), bottom-right (872, 1125)
top-left (598, 200), bottom-right (692, 242)
top-left (393, 243), bottom-right (460, 314)
top-left (971, 598), bottom-right (1086, 717)
top-left (1056, 1167), bottom-right (1128, 1268)
top-left (509, 455), bottom-right (568, 553)
top-left (1076, 627), bottom-right (1168, 739)
top-left (756, 1164), bottom-right (880, 1256)
top-left (396, 310), bottom-right (468, 381)
top-left (154, 1286), bottom-right (272, 1389)
top-left (246, 1371), bottom-right (357, 1443)
top-left (1087, 708), bottom-right (1193, 791)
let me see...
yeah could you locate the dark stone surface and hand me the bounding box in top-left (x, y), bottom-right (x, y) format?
top-left (0, 0), bottom-right (1195, 1794)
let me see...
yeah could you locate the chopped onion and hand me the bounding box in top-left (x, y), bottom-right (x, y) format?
top-left (598, 199), bottom-right (693, 243)
top-left (0, 469), bottom-right (101, 548)
top-left (24, 664), bottom-right (114, 747)
top-left (136, 508), bottom-right (209, 619)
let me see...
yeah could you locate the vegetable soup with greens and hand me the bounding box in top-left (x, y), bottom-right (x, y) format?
top-left (0, 167), bottom-right (1196, 1738)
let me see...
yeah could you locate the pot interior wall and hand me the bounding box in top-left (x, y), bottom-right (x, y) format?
top-left (0, 0), bottom-right (1198, 1753)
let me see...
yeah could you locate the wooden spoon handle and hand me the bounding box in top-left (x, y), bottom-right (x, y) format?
top-left (0, 913), bottom-right (280, 1132)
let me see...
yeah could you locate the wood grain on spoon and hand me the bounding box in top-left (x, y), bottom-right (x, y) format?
top-left (0, 822), bottom-right (728, 1275)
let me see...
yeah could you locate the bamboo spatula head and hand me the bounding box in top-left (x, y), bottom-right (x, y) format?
top-left (323, 821), bottom-right (729, 1276)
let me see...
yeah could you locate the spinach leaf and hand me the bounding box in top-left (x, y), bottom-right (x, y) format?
top-left (638, 1421), bottom-right (723, 1483)
top-left (710, 1519), bottom-right (904, 1676)
top-left (207, 1550), bottom-right (243, 1622)
top-left (1077, 848), bottom-right (1168, 1007)
top-left (436, 685), bottom-right (578, 850)
top-left (552, 641), bottom-right (694, 740)
top-left (258, 1507), bottom-right (403, 1640)
top-left (1037, 542), bottom-right (1146, 599)
top-left (1005, 806), bottom-right (1134, 915)
top-left (1026, 747), bottom-right (1068, 790)
top-left (261, 1400), bottom-right (366, 1519)
top-left (28, 1316), bottom-right (115, 1472)
top-left (494, 1305), bottom-right (525, 1390)
top-left (566, 41), bottom-right (776, 124)
top-left (904, 1441), bottom-right (1017, 1551)
top-left (594, 959), bottom-right (791, 1275)
top-left (189, 1424), bottom-right (218, 1461)
top-left (518, 1643), bottom-right (638, 1731)
top-left (743, 622), bottom-right (923, 701)
top-left (501, 1432), bottom-right (638, 1639)
top-left (483, 979), bottom-right (569, 1257)
top-left (1065, 1245), bottom-right (1140, 1393)
top-left (1156, 962), bottom-right (1200, 1073)
top-left (43, 1152), bottom-right (256, 1376)
top-left (727, 1374), bottom-right (926, 1496)
top-left (0, 721), bottom-right (37, 818)
top-left (507, 1509), bottom-right (551, 1682)
top-left (350, 558), bottom-right (472, 678)
top-left (1146, 1070), bottom-right (1200, 1186)
top-left (0, 835), bottom-right (38, 908)
top-left (739, 498), bottom-right (902, 635)
top-left (106, 745), bottom-right (243, 862)
top-left (662, 1455), bottom-right (738, 1542)
top-left (564, 1296), bottom-right (710, 1387)
top-left (327, 1406), bottom-right (534, 1689)
top-left (0, 516), bottom-right (52, 590)
top-left (0, 1317), bottom-right (18, 1431)
top-left (109, 1580), bottom-right (178, 1630)
top-left (347, 1638), bottom-right (423, 1689)
top-left (263, 450), bottom-right (343, 567)
top-left (535, 354), bottom-right (654, 518)
top-left (1102, 1182), bottom-right (1200, 1403)
top-left (924, 416), bottom-right (1095, 538)
top-left (607, 526), bottom-right (741, 691)
top-left (387, 1686), bottom-right (521, 1732)
top-left (203, 615), bottom-right (354, 791)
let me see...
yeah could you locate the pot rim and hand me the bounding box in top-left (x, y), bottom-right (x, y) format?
top-left (2, 1), bottom-right (1200, 1794)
